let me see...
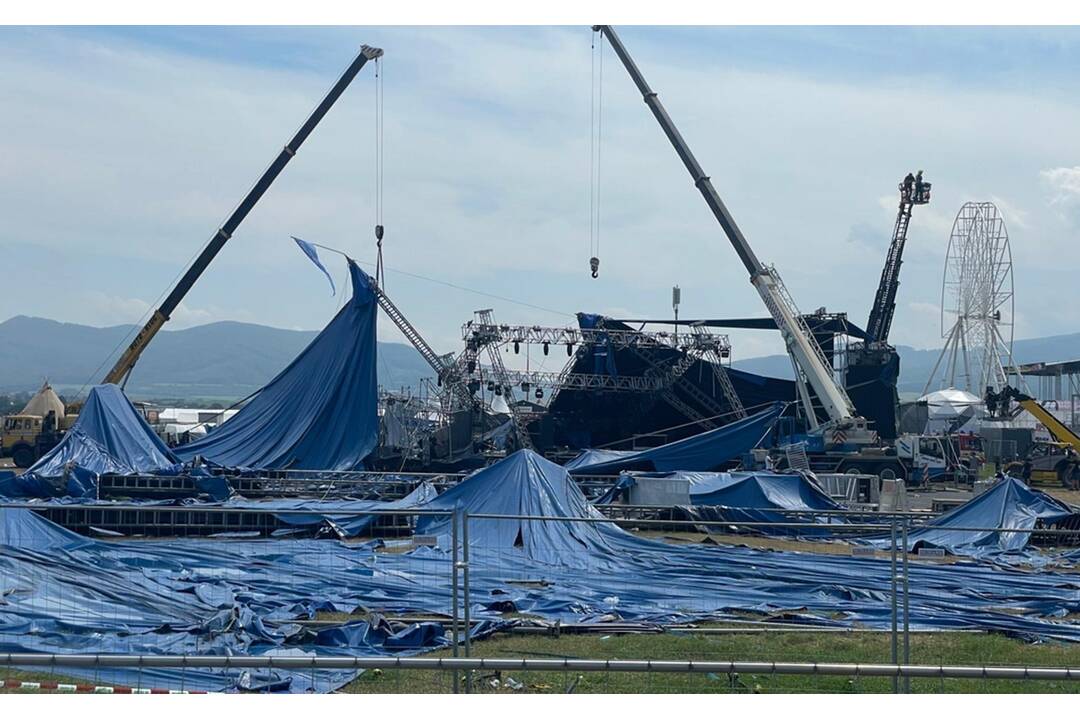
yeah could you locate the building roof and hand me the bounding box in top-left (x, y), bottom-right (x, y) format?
top-left (1007, 359), bottom-right (1080, 377)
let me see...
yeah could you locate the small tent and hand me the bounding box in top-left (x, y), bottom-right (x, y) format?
top-left (19, 381), bottom-right (65, 418)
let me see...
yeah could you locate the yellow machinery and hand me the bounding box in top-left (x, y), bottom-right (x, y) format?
top-left (1, 382), bottom-right (79, 468)
top-left (0, 412), bottom-right (73, 468)
top-left (998, 387), bottom-right (1080, 488)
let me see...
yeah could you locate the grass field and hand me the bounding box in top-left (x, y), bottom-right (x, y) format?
top-left (7, 626), bottom-right (1080, 694)
top-left (342, 628), bottom-right (1080, 694)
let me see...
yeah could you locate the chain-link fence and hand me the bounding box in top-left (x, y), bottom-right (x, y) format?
top-left (4, 499), bottom-right (1080, 693)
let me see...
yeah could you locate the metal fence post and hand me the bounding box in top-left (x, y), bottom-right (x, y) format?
top-left (450, 508), bottom-right (460, 694)
top-left (902, 515), bottom-right (911, 694)
top-left (462, 509), bottom-right (472, 694)
top-left (890, 516), bottom-right (898, 694)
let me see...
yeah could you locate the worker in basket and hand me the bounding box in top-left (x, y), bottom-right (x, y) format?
top-left (902, 171), bottom-right (915, 198)
top-left (914, 170), bottom-right (926, 202)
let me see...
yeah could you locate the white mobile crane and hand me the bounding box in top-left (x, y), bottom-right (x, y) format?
top-left (595, 25), bottom-right (877, 452)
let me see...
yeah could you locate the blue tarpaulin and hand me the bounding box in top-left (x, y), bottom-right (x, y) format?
top-left (223, 482), bottom-right (438, 538)
top-left (416, 450), bottom-right (621, 560)
top-left (683, 471), bottom-right (845, 536)
top-left (2, 384), bottom-right (181, 498)
top-left (892, 476), bottom-right (1076, 555)
top-left (10, 452), bottom-right (1080, 692)
top-left (564, 448), bottom-right (636, 472)
top-left (175, 260), bottom-right (379, 470)
top-left (565, 403), bottom-right (783, 475)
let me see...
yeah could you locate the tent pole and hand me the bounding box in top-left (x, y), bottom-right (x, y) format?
top-left (890, 518), bottom-right (898, 693)
top-left (463, 510), bottom-right (472, 693)
top-left (451, 509), bottom-right (460, 694)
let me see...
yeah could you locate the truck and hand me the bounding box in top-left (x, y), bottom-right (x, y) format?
top-left (0, 382), bottom-right (75, 468)
top-left (770, 420), bottom-right (981, 484)
top-left (1, 412), bottom-right (65, 468)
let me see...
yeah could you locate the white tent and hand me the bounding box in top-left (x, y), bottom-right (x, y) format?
top-left (19, 381), bottom-right (65, 418)
top-left (918, 387), bottom-right (983, 433)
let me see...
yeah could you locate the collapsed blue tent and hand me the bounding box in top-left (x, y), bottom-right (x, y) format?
top-left (12, 450), bottom-right (1080, 693)
top-left (416, 450), bottom-right (621, 560)
top-left (1, 384), bottom-right (181, 498)
top-left (0, 507), bottom-right (460, 692)
top-left (564, 448), bottom-right (636, 472)
top-left (175, 260), bottom-right (379, 470)
top-left (683, 471), bottom-right (841, 511)
top-left (894, 476), bottom-right (1076, 555)
top-left (565, 402), bottom-right (783, 475)
top-left (598, 470), bottom-right (845, 536)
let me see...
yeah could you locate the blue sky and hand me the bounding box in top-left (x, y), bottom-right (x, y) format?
top-left (3, 25), bottom-right (1080, 368)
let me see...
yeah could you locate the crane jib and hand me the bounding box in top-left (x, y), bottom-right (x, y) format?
top-left (103, 45), bottom-right (383, 386)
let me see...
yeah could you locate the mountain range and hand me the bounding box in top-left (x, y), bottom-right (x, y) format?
top-left (0, 315), bottom-right (435, 402)
top-left (3, 314), bottom-right (1079, 403)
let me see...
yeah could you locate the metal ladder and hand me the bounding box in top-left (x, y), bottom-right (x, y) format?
top-left (783, 442), bottom-right (813, 474)
top-left (632, 345), bottom-right (727, 430)
top-left (374, 286), bottom-right (474, 409)
top-left (865, 193), bottom-right (914, 344)
top-left (692, 324), bottom-right (747, 419)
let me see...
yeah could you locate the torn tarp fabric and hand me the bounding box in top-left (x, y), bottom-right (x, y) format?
top-left (175, 260), bottom-right (379, 471)
top-left (4, 384), bottom-right (181, 498)
top-left (291, 236), bottom-right (336, 296)
top-left (13, 451), bottom-right (1080, 694)
top-left (566, 402), bottom-right (783, 475)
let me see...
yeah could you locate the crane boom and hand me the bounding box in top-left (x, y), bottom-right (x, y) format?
top-left (103, 45), bottom-right (384, 386)
top-left (866, 177), bottom-right (930, 344)
top-left (1002, 387), bottom-right (1080, 453)
top-left (595, 25), bottom-right (858, 426)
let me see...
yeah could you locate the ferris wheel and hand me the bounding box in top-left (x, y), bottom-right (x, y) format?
top-left (923, 201), bottom-right (1018, 397)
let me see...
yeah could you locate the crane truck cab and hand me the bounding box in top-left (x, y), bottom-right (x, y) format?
top-left (894, 433), bottom-right (982, 486)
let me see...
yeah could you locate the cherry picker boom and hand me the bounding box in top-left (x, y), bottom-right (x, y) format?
top-left (102, 45), bottom-right (384, 386)
top-left (594, 25), bottom-right (874, 446)
top-left (865, 175), bottom-right (931, 345)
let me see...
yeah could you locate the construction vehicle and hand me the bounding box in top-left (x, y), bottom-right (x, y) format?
top-left (596, 25), bottom-right (881, 455)
top-left (1, 413), bottom-right (64, 468)
top-left (101, 46), bottom-right (382, 388)
top-left (894, 432), bottom-right (982, 485)
top-left (0, 382), bottom-right (75, 467)
top-left (6, 48), bottom-right (381, 470)
top-left (994, 386), bottom-right (1080, 488)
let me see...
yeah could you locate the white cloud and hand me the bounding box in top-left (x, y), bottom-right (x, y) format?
top-left (1041, 166), bottom-right (1080, 203)
top-left (3, 27), bottom-right (1080, 366)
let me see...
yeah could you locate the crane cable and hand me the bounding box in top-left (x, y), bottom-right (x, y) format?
top-left (588, 29), bottom-right (604, 279)
top-left (374, 56), bottom-right (385, 289)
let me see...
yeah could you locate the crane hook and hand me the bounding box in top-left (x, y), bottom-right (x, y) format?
top-left (589, 256), bottom-right (600, 279)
